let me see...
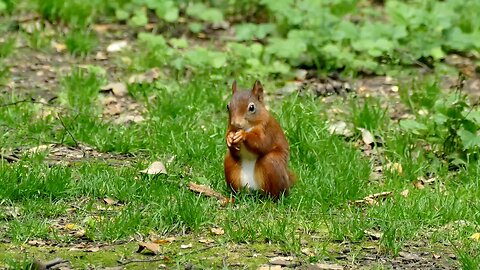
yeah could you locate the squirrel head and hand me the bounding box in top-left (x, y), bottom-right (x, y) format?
top-left (227, 80), bottom-right (269, 131)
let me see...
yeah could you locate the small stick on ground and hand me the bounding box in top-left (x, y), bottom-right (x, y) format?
top-left (117, 257), bottom-right (166, 266)
top-left (32, 257), bottom-right (68, 270)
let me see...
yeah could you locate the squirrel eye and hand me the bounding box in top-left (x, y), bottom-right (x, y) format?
top-left (248, 103), bottom-right (255, 113)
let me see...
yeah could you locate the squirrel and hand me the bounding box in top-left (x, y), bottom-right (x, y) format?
top-left (224, 80), bottom-right (296, 199)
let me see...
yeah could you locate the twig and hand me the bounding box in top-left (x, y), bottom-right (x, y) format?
top-left (117, 257), bottom-right (166, 266)
top-left (56, 113), bottom-right (80, 149)
top-left (0, 99), bottom-right (52, 108)
top-left (0, 154), bottom-right (19, 162)
top-left (32, 257), bottom-right (68, 270)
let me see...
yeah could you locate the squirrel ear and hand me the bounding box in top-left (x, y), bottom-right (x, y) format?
top-left (252, 80), bottom-right (264, 102)
top-left (231, 80), bottom-right (237, 94)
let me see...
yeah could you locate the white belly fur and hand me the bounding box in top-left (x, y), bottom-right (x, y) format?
top-left (239, 145), bottom-right (260, 190)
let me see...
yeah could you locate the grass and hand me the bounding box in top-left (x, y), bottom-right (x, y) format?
top-left (1, 0), bottom-right (480, 269)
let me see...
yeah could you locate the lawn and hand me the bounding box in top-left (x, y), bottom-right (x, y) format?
top-left (0, 0), bottom-right (479, 269)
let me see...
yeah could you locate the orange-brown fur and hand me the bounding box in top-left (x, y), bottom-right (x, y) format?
top-left (224, 80), bottom-right (296, 199)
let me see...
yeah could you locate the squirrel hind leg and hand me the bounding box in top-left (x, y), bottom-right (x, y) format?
top-left (224, 153), bottom-right (241, 192)
top-left (255, 151), bottom-right (292, 198)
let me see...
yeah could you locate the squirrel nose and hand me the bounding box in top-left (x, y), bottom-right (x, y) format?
top-left (231, 119), bottom-right (244, 130)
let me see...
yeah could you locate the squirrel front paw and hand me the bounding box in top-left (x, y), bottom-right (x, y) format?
top-left (226, 130), bottom-right (246, 151)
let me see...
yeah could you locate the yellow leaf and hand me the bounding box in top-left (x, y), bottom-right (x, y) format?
top-left (65, 223), bottom-right (77, 230)
top-left (470, 233), bottom-right (480, 240)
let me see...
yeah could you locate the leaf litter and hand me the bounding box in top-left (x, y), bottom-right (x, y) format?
top-left (140, 161), bottom-right (167, 175)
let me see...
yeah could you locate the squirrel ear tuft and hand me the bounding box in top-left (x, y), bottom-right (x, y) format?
top-left (252, 80), bottom-right (264, 102)
top-left (231, 80), bottom-right (237, 94)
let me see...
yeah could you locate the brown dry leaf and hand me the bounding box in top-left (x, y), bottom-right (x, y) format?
top-left (257, 266), bottom-right (282, 270)
top-left (27, 240), bottom-right (46, 247)
top-left (400, 189), bottom-right (409, 197)
top-left (95, 51), bottom-right (108, 60)
top-left (328, 121), bottom-right (353, 137)
top-left (114, 114), bottom-right (145, 124)
top-left (128, 68), bottom-right (161, 84)
top-left (269, 256), bottom-right (294, 266)
top-left (188, 182), bottom-right (224, 200)
top-left (101, 82), bottom-right (128, 97)
top-left (51, 41), bottom-right (66, 52)
top-left (107, 40), bottom-right (128, 52)
top-left (301, 248), bottom-right (314, 256)
top-left (32, 258), bottom-right (68, 270)
top-left (74, 229), bottom-right (86, 238)
top-left (353, 191), bottom-right (393, 206)
top-left (140, 161), bottom-right (167, 175)
top-left (432, 254), bottom-right (441, 259)
top-left (413, 180), bottom-right (425, 189)
top-left (210, 227), bottom-right (224, 235)
top-left (198, 238), bottom-right (214, 244)
top-left (153, 237), bottom-right (175, 244)
top-left (103, 197), bottom-right (118, 205)
top-left (137, 242), bottom-right (160, 255)
top-left (312, 263), bottom-right (344, 270)
top-left (364, 230), bottom-right (382, 240)
top-left (85, 246), bottom-right (100, 253)
top-left (180, 243), bottom-right (192, 249)
top-left (26, 144), bottom-right (54, 154)
top-left (93, 24), bottom-right (110, 33)
top-left (219, 197), bottom-right (234, 207)
top-left (470, 233), bottom-right (480, 240)
top-left (358, 128), bottom-right (375, 145)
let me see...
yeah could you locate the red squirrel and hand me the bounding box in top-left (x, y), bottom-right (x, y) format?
top-left (224, 80), bottom-right (295, 198)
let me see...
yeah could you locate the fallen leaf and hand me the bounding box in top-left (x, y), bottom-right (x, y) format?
top-left (74, 229), bottom-right (86, 238)
top-left (85, 247), bottom-right (100, 252)
top-left (180, 243), bottom-right (192, 249)
top-left (93, 24), bottom-right (110, 33)
top-left (295, 69), bottom-right (308, 81)
top-left (353, 191), bottom-right (393, 206)
top-left (140, 161), bottom-right (167, 175)
top-left (398, 251), bottom-right (420, 261)
top-left (128, 68), bottom-right (161, 84)
top-left (51, 41), bottom-right (66, 52)
top-left (432, 254), bottom-right (441, 259)
top-left (219, 197), bottom-right (234, 207)
top-left (257, 265), bottom-right (282, 270)
top-left (386, 162), bottom-right (403, 175)
top-left (114, 114), bottom-right (145, 124)
top-left (95, 51), bottom-right (108, 60)
top-left (107, 40), bottom-right (128, 52)
top-left (153, 237), bottom-right (175, 244)
top-left (210, 227), bottom-right (224, 235)
top-left (26, 144), bottom-right (54, 154)
top-left (364, 230), bottom-right (382, 240)
top-left (101, 82), bottom-right (128, 97)
top-left (413, 181), bottom-right (425, 189)
top-left (32, 258), bottom-right (68, 270)
top-left (301, 248), bottom-right (314, 256)
top-left (328, 121), bottom-right (353, 137)
top-left (312, 263), bottom-right (344, 270)
top-left (65, 223), bottom-right (79, 231)
top-left (198, 238), bottom-right (214, 244)
top-left (358, 128), bottom-right (375, 146)
top-left (28, 240), bottom-right (46, 247)
top-left (188, 182), bottom-right (224, 200)
top-left (269, 256), bottom-right (294, 266)
top-left (400, 189), bottom-right (409, 197)
top-left (137, 242), bottom-right (160, 255)
top-left (470, 232), bottom-right (480, 240)
top-left (103, 197), bottom-right (118, 205)
top-left (105, 103), bottom-right (122, 116)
